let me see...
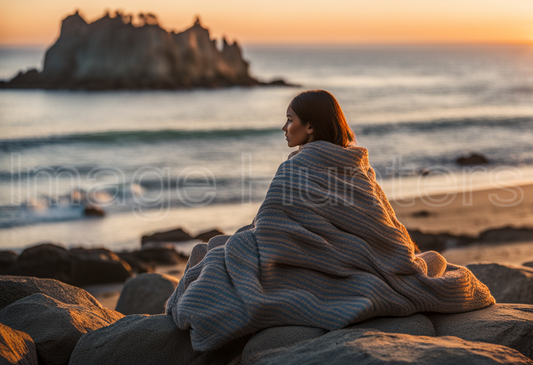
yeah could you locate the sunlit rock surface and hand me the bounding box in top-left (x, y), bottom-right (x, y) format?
top-left (4, 274), bottom-right (533, 364)
top-left (0, 275), bottom-right (104, 310)
top-left (240, 329), bottom-right (533, 365)
top-left (0, 293), bottom-right (123, 365)
top-left (0, 323), bottom-right (38, 365)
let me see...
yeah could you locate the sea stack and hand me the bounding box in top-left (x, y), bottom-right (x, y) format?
top-left (1, 10), bottom-right (285, 90)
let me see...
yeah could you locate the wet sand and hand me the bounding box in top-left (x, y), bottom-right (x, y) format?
top-left (390, 182), bottom-right (533, 237)
top-left (391, 182), bottom-right (533, 267)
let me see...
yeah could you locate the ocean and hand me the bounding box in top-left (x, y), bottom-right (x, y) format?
top-left (1, 44), bottom-right (533, 252)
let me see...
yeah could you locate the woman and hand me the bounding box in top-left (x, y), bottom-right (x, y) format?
top-left (165, 90), bottom-right (494, 352)
top-left (283, 89), bottom-right (355, 147)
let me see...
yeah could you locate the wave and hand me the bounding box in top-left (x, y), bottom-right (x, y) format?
top-left (355, 116), bottom-right (533, 135)
top-left (1, 116), bottom-right (532, 152)
top-left (0, 127), bottom-right (283, 152)
top-left (0, 184), bottom-right (267, 229)
top-left (2, 116), bottom-right (532, 153)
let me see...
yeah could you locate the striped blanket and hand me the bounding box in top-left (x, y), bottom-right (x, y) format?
top-left (165, 140), bottom-right (495, 351)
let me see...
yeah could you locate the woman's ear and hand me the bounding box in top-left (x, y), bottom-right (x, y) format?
top-left (307, 123), bottom-right (314, 135)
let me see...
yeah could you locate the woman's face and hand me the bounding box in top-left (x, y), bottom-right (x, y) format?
top-left (282, 105), bottom-right (314, 148)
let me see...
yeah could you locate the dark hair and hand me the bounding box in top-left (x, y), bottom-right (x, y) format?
top-left (289, 90), bottom-right (356, 147)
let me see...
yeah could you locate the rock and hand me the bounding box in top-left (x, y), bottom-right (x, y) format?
top-left (134, 246), bottom-right (188, 265)
top-left (0, 275), bottom-right (103, 311)
top-left (478, 226), bottom-right (533, 243)
top-left (407, 230), bottom-right (476, 252)
top-left (0, 293), bottom-right (124, 365)
top-left (456, 153), bottom-right (489, 165)
top-left (117, 252), bottom-right (155, 273)
top-left (410, 210), bottom-right (433, 218)
top-left (3, 69), bottom-right (40, 89)
top-left (69, 247), bottom-right (133, 286)
top-left (69, 314), bottom-right (252, 365)
top-left (346, 313), bottom-right (436, 336)
top-left (465, 263), bottom-right (533, 304)
top-left (418, 168), bottom-right (432, 176)
top-left (0, 323), bottom-right (38, 365)
top-left (115, 273), bottom-right (179, 315)
top-left (426, 303), bottom-right (533, 360)
top-left (141, 227), bottom-right (193, 245)
top-left (0, 250), bottom-right (18, 274)
top-left (10, 243), bottom-right (72, 283)
top-left (0, 11), bottom-right (288, 90)
top-left (194, 229), bottom-right (225, 242)
top-left (83, 204), bottom-right (105, 217)
top-left (241, 326), bottom-right (326, 362)
top-left (241, 315), bottom-right (435, 363)
top-left (240, 328), bottom-right (532, 365)
top-left (7, 244), bottom-right (133, 287)
top-left (260, 78), bottom-right (299, 87)
top-left (524, 261), bottom-right (533, 268)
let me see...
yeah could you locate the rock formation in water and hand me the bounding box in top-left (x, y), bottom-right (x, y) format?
top-left (0, 11), bottom-right (291, 90)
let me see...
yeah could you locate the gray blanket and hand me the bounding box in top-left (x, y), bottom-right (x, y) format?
top-left (165, 140), bottom-right (495, 351)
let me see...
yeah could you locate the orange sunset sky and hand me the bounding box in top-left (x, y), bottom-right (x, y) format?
top-left (1, 0), bottom-right (533, 46)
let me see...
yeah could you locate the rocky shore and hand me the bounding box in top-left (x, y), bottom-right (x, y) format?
top-left (1, 259), bottom-right (533, 364)
top-left (2, 225), bottom-right (533, 363)
top-left (2, 182), bottom-right (533, 364)
top-left (0, 225), bottom-right (226, 287)
top-left (0, 11), bottom-right (295, 90)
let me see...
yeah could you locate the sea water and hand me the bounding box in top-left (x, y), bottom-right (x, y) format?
top-left (1, 44), bottom-right (533, 252)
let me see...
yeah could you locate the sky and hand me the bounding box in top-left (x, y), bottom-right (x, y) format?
top-left (1, 0), bottom-right (533, 46)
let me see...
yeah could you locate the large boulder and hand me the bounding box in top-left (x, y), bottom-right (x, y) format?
top-left (0, 275), bottom-right (103, 311)
top-left (115, 273), bottom-right (179, 315)
top-left (10, 243), bottom-right (72, 283)
top-left (346, 313), bottom-right (436, 336)
top-left (69, 314), bottom-right (252, 365)
top-left (0, 323), bottom-right (38, 365)
top-left (240, 329), bottom-right (531, 365)
top-left (241, 326), bottom-right (326, 362)
top-left (426, 303), bottom-right (533, 360)
top-left (0, 293), bottom-right (124, 365)
top-left (241, 315), bottom-right (436, 363)
top-left (466, 263), bottom-right (533, 304)
top-left (7, 244), bottom-right (133, 287)
top-left (69, 247), bottom-right (133, 286)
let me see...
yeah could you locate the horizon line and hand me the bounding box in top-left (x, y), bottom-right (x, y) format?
top-left (1, 40), bottom-right (533, 49)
